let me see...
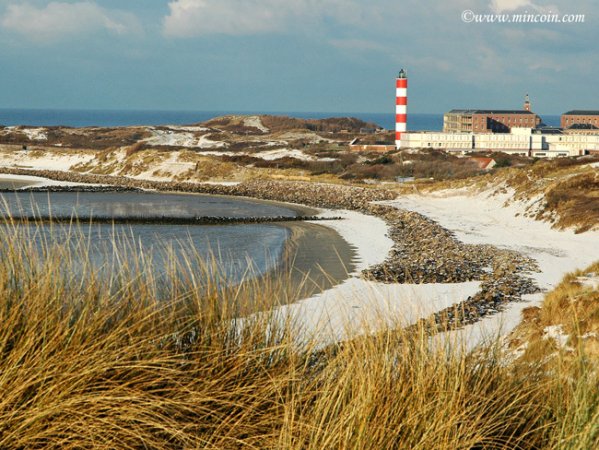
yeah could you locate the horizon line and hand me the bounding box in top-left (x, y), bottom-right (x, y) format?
top-left (0, 107), bottom-right (566, 116)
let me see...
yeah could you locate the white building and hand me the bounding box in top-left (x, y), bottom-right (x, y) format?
top-left (401, 127), bottom-right (599, 158)
top-left (543, 133), bottom-right (599, 156)
top-left (401, 132), bottom-right (473, 151)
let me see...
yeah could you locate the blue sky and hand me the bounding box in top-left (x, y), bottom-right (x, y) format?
top-left (0, 0), bottom-right (596, 114)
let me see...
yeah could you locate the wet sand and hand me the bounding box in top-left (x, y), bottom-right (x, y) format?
top-left (230, 220), bottom-right (358, 316)
top-left (281, 221), bottom-right (358, 299)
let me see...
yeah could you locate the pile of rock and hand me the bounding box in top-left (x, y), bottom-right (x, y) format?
top-left (235, 180), bottom-right (397, 210)
top-left (0, 168), bottom-right (397, 210)
top-left (363, 206), bottom-right (492, 284)
top-left (1, 185), bottom-right (139, 193)
top-left (362, 204), bottom-right (540, 329)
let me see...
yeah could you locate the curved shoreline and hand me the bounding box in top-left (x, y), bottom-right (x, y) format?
top-left (0, 174), bottom-right (361, 312)
top-left (0, 168), bottom-right (398, 209)
top-left (0, 168), bottom-right (544, 340)
top-left (278, 221), bottom-right (359, 300)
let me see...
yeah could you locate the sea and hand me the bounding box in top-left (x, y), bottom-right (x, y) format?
top-left (0, 109), bottom-right (562, 130)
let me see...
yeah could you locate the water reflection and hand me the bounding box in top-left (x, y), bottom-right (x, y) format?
top-left (3, 222), bottom-right (288, 287)
top-left (0, 191), bottom-right (300, 220)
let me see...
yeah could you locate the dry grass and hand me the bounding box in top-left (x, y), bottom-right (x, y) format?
top-left (407, 158), bottom-right (599, 233)
top-left (0, 221), bottom-right (597, 448)
top-left (72, 148), bottom-right (245, 181)
top-left (500, 160), bottom-right (599, 233)
top-left (507, 261), bottom-right (599, 450)
top-left (511, 261), bottom-right (599, 364)
top-left (543, 171), bottom-right (599, 232)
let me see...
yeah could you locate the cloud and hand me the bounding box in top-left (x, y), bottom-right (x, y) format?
top-left (163, 0), bottom-right (281, 36)
top-left (490, 0), bottom-right (533, 13)
top-left (163, 0), bottom-right (383, 38)
top-left (489, 0), bottom-right (558, 14)
top-left (1, 1), bottom-right (142, 42)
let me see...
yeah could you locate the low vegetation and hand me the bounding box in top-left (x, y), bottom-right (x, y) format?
top-left (343, 149), bottom-right (488, 181)
top-left (0, 221), bottom-right (597, 448)
top-left (258, 115), bottom-right (380, 134)
top-left (218, 148), bottom-right (495, 182)
top-left (414, 156), bottom-right (599, 233)
top-left (510, 261), bottom-right (599, 365)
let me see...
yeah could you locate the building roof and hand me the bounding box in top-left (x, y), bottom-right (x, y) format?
top-left (536, 126), bottom-right (564, 134)
top-left (567, 123), bottom-right (599, 130)
top-left (469, 157), bottom-right (496, 170)
top-left (563, 110), bottom-right (599, 116)
top-left (447, 109), bottom-right (535, 115)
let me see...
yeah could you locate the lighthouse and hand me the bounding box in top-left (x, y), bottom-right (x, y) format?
top-left (395, 69), bottom-right (408, 149)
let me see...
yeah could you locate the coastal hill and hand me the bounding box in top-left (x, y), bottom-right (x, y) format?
top-left (201, 114), bottom-right (382, 134)
top-left (0, 114), bottom-right (385, 151)
top-left (0, 114), bottom-right (597, 232)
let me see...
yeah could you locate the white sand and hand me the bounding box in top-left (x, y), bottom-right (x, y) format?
top-left (276, 209), bottom-right (481, 345)
top-left (0, 173), bottom-right (95, 187)
top-left (382, 188), bottom-right (599, 348)
top-left (20, 128), bottom-right (48, 141)
top-left (0, 150), bottom-right (95, 172)
top-left (143, 129), bottom-right (198, 147)
top-left (197, 134), bottom-right (228, 149)
top-left (243, 116), bottom-right (269, 133)
top-left (142, 128), bottom-right (229, 149)
top-left (166, 126), bottom-right (210, 133)
top-left (543, 324), bottom-right (571, 350)
top-left (196, 148), bottom-right (334, 162)
top-left (576, 274), bottom-right (599, 290)
top-left (258, 149), bottom-right (314, 161)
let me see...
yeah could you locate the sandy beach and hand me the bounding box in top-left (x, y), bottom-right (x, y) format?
top-left (280, 209), bottom-right (481, 345)
top-left (0, 170), bottom-right (597, 349)
top-left (384, 188), bottom-right (599, 348)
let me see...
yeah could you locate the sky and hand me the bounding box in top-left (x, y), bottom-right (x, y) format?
top-left (0, 0), bottom-right (596, 114)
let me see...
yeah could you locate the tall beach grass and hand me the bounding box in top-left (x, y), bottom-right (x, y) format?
top-left (0, 220), bottom-right (597, 448)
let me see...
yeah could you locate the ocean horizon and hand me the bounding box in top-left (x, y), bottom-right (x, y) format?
top-left (0, 109), bottom-right (562, 131)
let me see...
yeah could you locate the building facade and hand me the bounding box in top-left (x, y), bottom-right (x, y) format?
top-left (444, 109), bottom-right (542, 133)
top-left (402, 132), bottom-right (474, 150)
top-left (561, 111), bottom-right (599, 129)
top-left (401, 127), bottom-right (599, 158)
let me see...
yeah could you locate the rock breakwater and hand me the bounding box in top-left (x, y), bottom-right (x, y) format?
top-left (1, 214), bottom-right (340, 226)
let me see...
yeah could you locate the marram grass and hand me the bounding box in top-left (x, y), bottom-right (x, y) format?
top-left (0, 221), bottom-right (596, 449)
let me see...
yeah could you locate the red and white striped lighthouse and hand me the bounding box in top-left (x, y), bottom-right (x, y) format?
top-left (395, 69), bottom-right (408, 149)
